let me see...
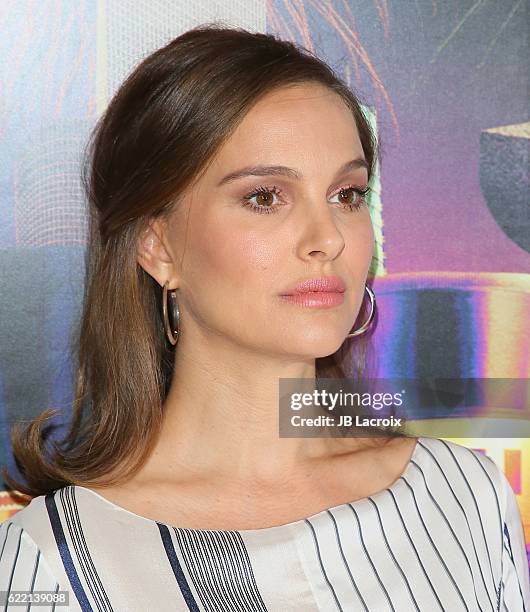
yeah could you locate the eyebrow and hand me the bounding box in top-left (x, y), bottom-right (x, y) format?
top-left (216, 157), bottom-right (369, 187)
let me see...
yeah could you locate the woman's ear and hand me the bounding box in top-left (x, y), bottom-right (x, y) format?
top-left (137, 219), bottom-right (178, 288)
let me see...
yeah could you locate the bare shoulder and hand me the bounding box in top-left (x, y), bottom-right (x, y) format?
top-left (334, 434), bottom-right (418, 470)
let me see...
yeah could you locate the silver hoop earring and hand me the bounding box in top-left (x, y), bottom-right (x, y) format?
top-left (162, 281), bottom-right (180, 345)
top-left (346, 284), bottom-right (376, 338)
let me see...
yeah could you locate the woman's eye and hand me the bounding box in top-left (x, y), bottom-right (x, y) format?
top-left (241, 185), bottom-right (283, 215)
top-left (329, 186), bottom-right (370, 211)
top-left (240, 184), bottom-right (370, 215)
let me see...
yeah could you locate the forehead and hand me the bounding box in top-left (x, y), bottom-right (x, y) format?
top-left (209, 83), bottom-right (363, 169)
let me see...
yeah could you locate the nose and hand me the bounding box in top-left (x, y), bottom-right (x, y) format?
top-left (295, 200), bottom-right (346, 262)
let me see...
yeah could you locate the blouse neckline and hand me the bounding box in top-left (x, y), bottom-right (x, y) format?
top-left (74, 436), bottom-right (422, 535)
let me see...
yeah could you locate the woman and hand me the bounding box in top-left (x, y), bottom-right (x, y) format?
top-left (1, 24), bottom-right (528, 611)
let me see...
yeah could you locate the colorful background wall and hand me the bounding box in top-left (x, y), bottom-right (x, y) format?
top-left (0, 0), bottom-right (528, 570)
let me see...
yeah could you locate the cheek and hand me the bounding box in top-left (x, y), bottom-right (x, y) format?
top-left (366, 218), bottom-right (376, 255)
top-left (344, 214), bottom-right (376, 267)
top-left (191, 222), bottom-right (279, 290)
top-left (184, 222), bottom-right (283, 338)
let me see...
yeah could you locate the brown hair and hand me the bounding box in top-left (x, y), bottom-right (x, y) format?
top-left (3, 23), bottom-right (403, 503)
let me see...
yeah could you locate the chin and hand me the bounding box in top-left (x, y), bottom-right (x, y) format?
top-left (280, 335), bottom-right (346, 359)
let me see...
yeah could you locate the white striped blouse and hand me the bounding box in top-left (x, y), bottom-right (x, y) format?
top-left (0, 436), bottom-right (529, 611)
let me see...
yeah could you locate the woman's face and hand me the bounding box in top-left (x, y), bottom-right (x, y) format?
top-left (158, 82), bottom-right (375, 359)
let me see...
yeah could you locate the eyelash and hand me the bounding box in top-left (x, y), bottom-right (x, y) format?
top-left (241, 184), bottom-right (371, 215)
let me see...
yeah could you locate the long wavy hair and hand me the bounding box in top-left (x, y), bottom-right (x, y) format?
top-left (3, 23), bottom-right (405, 503)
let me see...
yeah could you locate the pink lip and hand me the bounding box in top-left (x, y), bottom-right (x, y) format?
top-left (280, 275), bottom-right (346, 295)
top-left (279, 275), bottom-right (346, 308)
top-left (279, 292), bottom-right (345, 308)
